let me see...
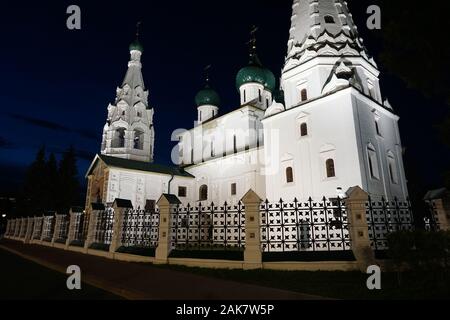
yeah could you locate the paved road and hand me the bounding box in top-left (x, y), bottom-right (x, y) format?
top-left (0, 240), bottom-right (322, 300)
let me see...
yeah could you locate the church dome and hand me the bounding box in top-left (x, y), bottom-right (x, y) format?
top-left (263, 68), bottom-right (276, 92)
top-left (129, 40), bottom-right (144, 52)
top-left (236, 56), bottom-right (275, 92)
top-left (195, 86), bottom-right (220, 107)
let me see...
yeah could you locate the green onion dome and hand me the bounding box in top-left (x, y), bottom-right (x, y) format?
top-left (129, 40), bottom-right (144, 52)
top-left (236, 55), bottom-right (276, 92)
top-left (263, 68), bottom-right (276, 92)
top-left (195, 86), bottom-right (221, 107)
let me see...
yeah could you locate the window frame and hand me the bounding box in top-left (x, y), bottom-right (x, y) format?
top-left (178, 186), bottom-right (187, 198)
top-left (326, 159), bottom-right (336, 178)
top-left (286, 167), bottom-right (294, 184)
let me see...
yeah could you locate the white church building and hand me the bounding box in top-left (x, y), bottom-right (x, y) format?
top-left (85, 0), bottom-right (408, 212)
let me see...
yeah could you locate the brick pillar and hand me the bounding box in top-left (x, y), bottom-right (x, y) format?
top-left (24, 217), bottom-right (34, 244)
top-left (84, 203), bottom-right (105, 252)
top-left (241, 189), bottom-right (263, 270)
top-left (346, 186), bottom-right (376, 272)
top-left (155, 194), bottom-right (181, 264)
top-left (109, 199), bottom-right (133, 254)
top-left (431, 198), bottom-right (450, 231)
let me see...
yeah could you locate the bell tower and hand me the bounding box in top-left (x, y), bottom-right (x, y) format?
top-left (101, 23), bottom-right (155, 162)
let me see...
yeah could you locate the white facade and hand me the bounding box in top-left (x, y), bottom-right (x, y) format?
top-left (88, 0), bottom-right (409, 209)
top-left (105, 168), bottom-right (194, 208)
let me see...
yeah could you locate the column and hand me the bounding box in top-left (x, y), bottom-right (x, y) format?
top-left (346, 186), bottom-right (376, 272)
top-left (430, 198), bottom-right (450, 231)
top-left (241, 189), bottom-right (263, 270)
top-left (155, 194), bottom-right (181, 264)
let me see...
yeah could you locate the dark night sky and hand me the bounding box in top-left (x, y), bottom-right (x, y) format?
top-left (0, 0), bottom-right (448, 194)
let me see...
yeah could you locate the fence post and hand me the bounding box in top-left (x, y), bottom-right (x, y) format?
top-left (24, 217), bottom-right (33, 244)
top-left (155, 194), bottom-right (181, 264)
top-left (110, 199), bottom-right (133, 254)
top-left (346, 186), bottom-right (376, 272)
top-left (84, 203), bottom-right (105, 252)
top-left (431, 198), bottom-right (450, 231)
top-left (241, 189), bottom-right (263, 270)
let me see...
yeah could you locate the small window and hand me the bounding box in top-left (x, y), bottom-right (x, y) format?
top-left (266, 98), bottom-right (269, 108)
top-left (231, 183), bottom-right (237, 196)
top-left (388, 154), bottom-right (399, 184)
top-left (178, 186), bottom-right (187, 198)
top-left (211, 140), bottom-right (215, 158)
top-left (367, 146), bottom-right (380, 180)
top-left (199, 111), bottom-right (202, 121)
top-left (375, 121), bottom-right (381, 136)
top-left (199, 185), bottom-right (208, 201)
top-left (137, 112), bottom-right (142, 117)
top-left (325, 15), bottom-right (335, 24)
top-left (233, 135), bottom-right (237, 154)
top-left (300, 123), bottom-right (308, 137)
top-left (286, 167), bottom-right (294, 183)
top-left (326, 159), bottom-right (336, 178)
top-left (122, 111), bottom-right (126, 116)
top-left (301, 89), bottom-right (308, 102)
top-left (243, 90), bottom-right (247, 103)
top-left (258, 89), bottom-right (262, 102)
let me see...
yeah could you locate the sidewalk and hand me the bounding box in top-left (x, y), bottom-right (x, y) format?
top-left (0, 240), bottom-right (324, 300)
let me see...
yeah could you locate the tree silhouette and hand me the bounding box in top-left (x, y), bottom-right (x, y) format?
top-left (56, 146), bottom-right (80, 214)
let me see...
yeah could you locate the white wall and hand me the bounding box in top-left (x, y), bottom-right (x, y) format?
top-left (105, 168), bottom-right (194, 208)
top-left (185, 148), bottom-right (266, 205)
top-left (263, 87), bottom-right (363, 201)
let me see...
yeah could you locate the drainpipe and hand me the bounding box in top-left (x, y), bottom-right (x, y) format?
top-left (167, 174), bottom-right (175, 194)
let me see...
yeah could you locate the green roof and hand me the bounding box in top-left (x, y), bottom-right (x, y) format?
top-left (91, 155), bottom-right (194, 178)
top-left (236, 54), bottom-right (276, 92)
top-left (195, 86), bottom-right (221, 107)
top-left (129, 40), bottom-right (144, 52)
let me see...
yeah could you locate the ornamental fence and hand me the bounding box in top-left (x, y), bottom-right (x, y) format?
top-left (4, 190), bottom-right (438, 270)
top-left (121, 208), bottom-right (160, 250)
top-left (170, 202), bottom-right (245, 250)
top-left (366, 196), bottom-right (414, 250)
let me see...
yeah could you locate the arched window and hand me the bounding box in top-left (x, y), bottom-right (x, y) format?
top-left (134, 130), bottom-right (144, 150)
top-left (210, 140), bottom-right (215, 158)
top-left (325, 15), bottom-right (335, 24)
top-left (326, 159), bottom-right (336, 178)
top-left (367, 145), bottom-right (380, 179)
top-left (113, 128), bottom-right (126, 148)
top-left (301, 89), bottom-right (308, 102)
top-left (387, 153), bottom-right (399, 184)
top-left (300, 123), bottom-right (308, 137)
top-left (199, 185), bottom-right (208, 201)
top-left (286, 167), bottom-right (294, 183)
